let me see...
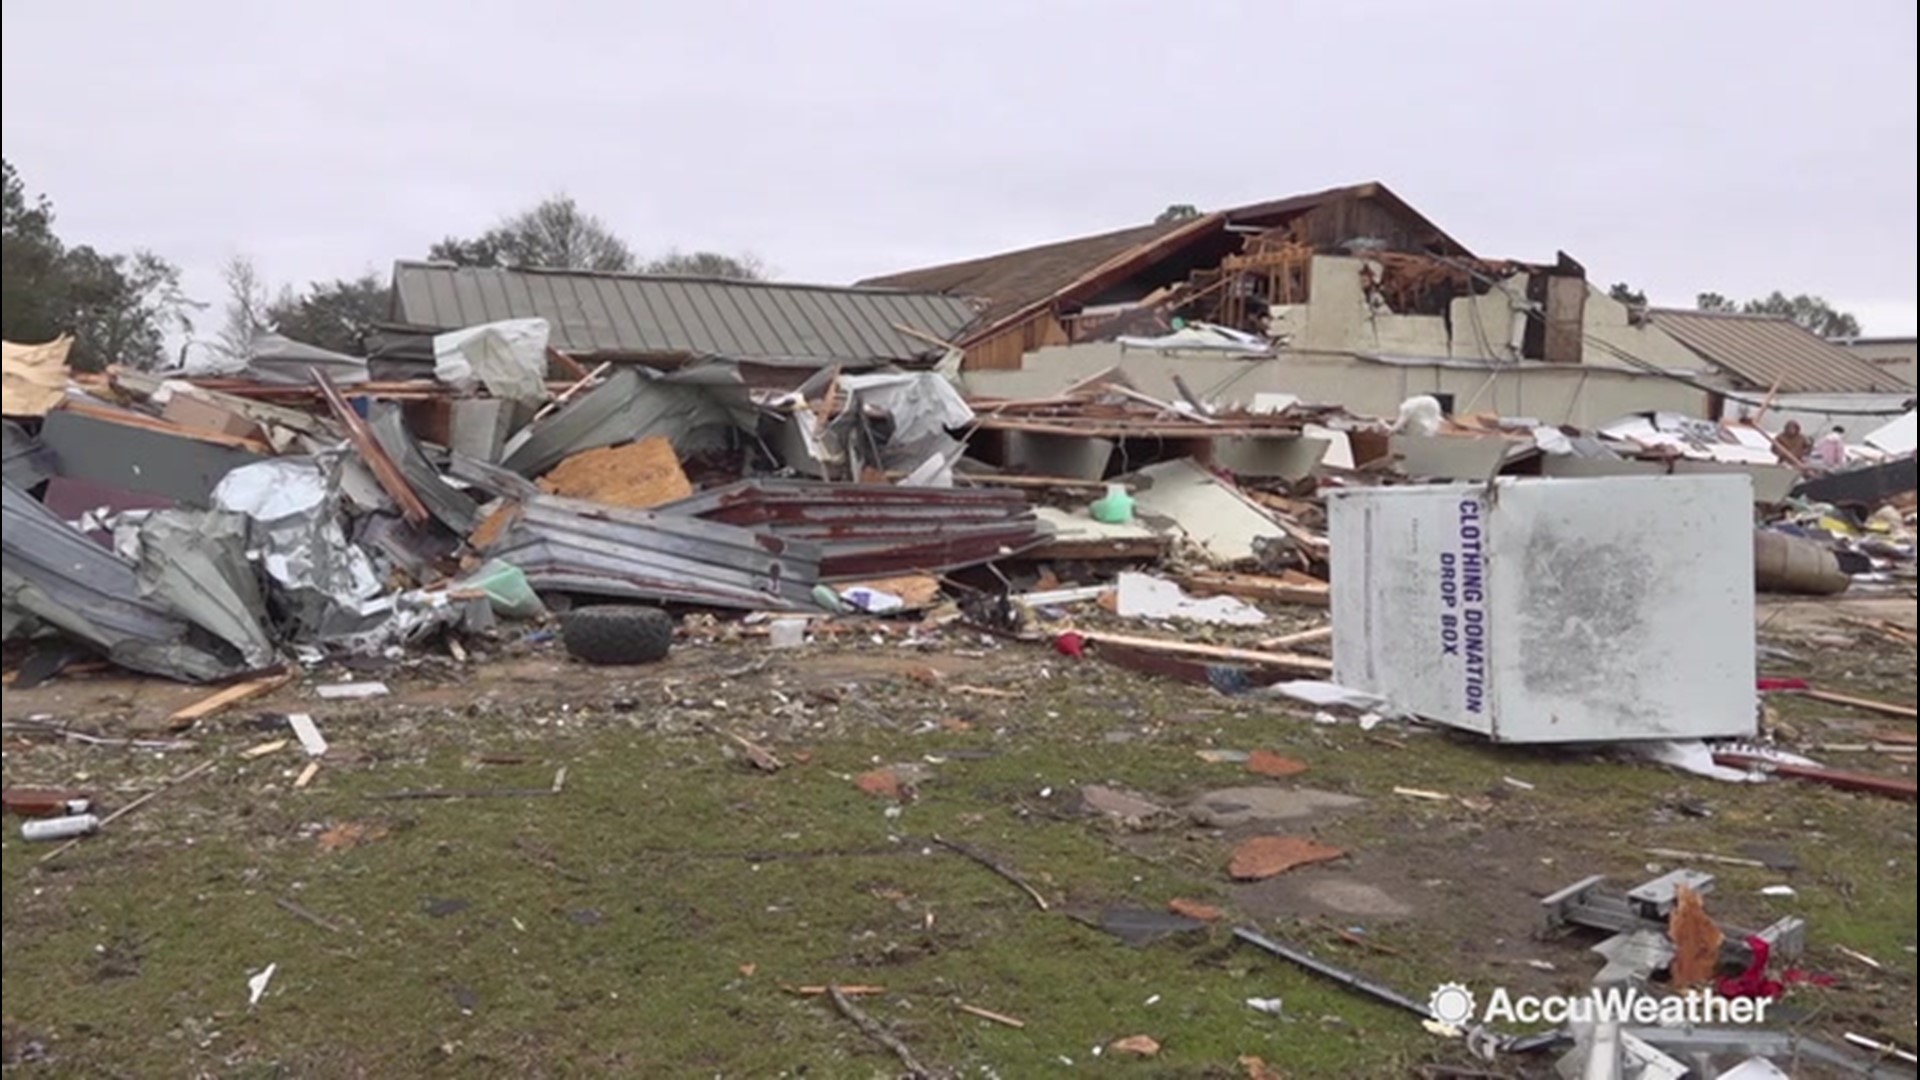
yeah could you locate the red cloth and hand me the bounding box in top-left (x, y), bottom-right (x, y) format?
top-left (1053, 632), bottom-right (1087, 658)
top-left (1757, 677), bottom-right (1810, 692)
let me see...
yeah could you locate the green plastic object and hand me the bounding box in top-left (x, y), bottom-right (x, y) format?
top-left (465, 560), bottom-right (546, 619)
top-left (1089, 484), bottom-right (1134, 524)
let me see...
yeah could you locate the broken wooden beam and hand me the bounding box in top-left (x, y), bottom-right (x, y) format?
top-left (1176, 571), bottom-right (1329, 609)
top-left (313, 369), bottom-right (429, 524)
top-left (1796, 688), bottom-right (1916, 720)
top-left (166, 671), bottom-right (293, 731)
top-left (1074, 630), bottom-right (1334, 676)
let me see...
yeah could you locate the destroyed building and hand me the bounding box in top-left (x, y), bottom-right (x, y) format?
top-left (867, 181), bottom-right (1914, 429)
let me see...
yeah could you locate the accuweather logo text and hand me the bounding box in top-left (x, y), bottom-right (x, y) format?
top-left (1426, 982), bottom-right (1770, 1028)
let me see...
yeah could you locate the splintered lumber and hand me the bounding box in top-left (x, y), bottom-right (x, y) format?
top-left (167, 672), bottom-right (293, 731)
top-left (313, 369), bottom-right (429, 524)
top-left (1798, 688), bottom-right (1916, 720)
top-left (1074, 630), bottom-right (1334, 676)
top-left (1258, 626), bottom-right (1333, 650)
top-left (1177, 571), bottom-right (1329, 609)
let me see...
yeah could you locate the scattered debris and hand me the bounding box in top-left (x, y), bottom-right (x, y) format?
top-left (1229, 836), bottom-right (1347, 880)
top-left (246, 962), bottom-right (277, 1009)
top-left (315, 681), bottom-right (390, 701)
top-left (1167, 898), bottom-right (1225, 923)
top-left (1096, 907), bottom-right (1208, 947)
top-left (167, 672), bottom-right (294, 730)
top-left (956, 1003), bottom-right (1026, 1029)
top-left (1244, 997), bottom-right (1284, 1017)
top-left (1245, 751), bottom-right (1309, 778)
top-left (36, 757), bottom-right (219, 866)
top-left (1109, 1035), bottom-right (1161, 1058)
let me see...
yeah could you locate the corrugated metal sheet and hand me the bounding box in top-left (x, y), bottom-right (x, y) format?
top-left (1649, 309), bottom-right (1913, 394)
top-left (488, 494), bottom-right (824, 611)
top-left (390, 262), bottom-right (982, 366)
top-left (661, 480), bottom-right (1052, 579)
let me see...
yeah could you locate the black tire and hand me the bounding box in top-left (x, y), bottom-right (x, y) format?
top-left (560, 605), bottom-right (675, 665)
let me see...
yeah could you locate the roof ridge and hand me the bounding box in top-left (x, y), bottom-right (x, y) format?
top-left (389, 259), bottom-right (955, 298)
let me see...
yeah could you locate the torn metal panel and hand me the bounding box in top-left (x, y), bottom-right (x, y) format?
top-left (356, 512), bottom-right (462, 576)
top-left (130, 510), bottom-right (277, 668)
top-left (448, 453), bottom-right (543, 501)
top-left (2, 479), bottom-right (245, 682)
top-left (2, 420), bottom-right (56, 490)
top-left (829, 372), bottom-right (975, 483)
top-left (500, 365), bottom-right (749, 478)
top-left (212, 458), bottom-right (385, 639)
top-left (368, 402), bottom-right (481, 534)
top-left (490, 494), bottom-right (823, 610)
top-left (449, 399), bottom-right (516, 463)
top-left (244, 332), bottom-right (370, 386)
top-left (40, 408), bottom-right (265, 505)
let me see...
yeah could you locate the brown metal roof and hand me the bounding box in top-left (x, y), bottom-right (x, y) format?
top-left (859, 220), bottom-right (1190, 329)
top-left (859, 182), bottom-right (1468, 340)
top-left (1648, 309), bottom-right (1914, 394)
top-left (390, 262), bottom-right (982, 365)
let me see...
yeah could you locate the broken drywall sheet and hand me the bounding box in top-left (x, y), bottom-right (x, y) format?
top-left (2, 336), bottom-right (73, 418)
top-left (1125, 458), bottom-right (1283, 564)
top-left (1115, 572), bottom-right (1267, 626)
top-left (1865, 409), bottom-right (1916, 456)
top-left (1207, 436), bottom-right (1329, 481)
top-left (1003, 432), bottom-right (1114, 481)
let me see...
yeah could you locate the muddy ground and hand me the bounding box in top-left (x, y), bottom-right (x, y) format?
top-left (2, 596), bottom-right (1914, 1078)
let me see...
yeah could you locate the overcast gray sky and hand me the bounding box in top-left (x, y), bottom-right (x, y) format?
top-left (5, 0), bottom-right (1915, 338)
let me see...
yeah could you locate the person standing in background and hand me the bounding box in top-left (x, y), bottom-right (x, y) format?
top-left (1812, 426), bottom-right (1848, 469)
top-left (1774, 420), bottom-right (1812, 464)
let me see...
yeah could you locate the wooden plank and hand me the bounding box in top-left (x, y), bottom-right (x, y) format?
top-left (1799, 688), bottom-right (1917, 720)
top-left (1075, 630), bottom-right (1333, 676)
top-left (1177, 572), bottom-right (1329, 609)
top-left (545, 347), bottom-right (591, 381)
top-left (1257, 626), bottom-right (1333, 650)
top-left (313, 370), bottom-right (430, 525)
top-left (167, 672), bottom-right (294, 731)
top-left (1714, 753), bottom-right (1916, 801)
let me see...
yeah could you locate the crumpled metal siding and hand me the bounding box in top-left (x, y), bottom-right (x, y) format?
top-left (490, 494), bottom-right (825, 611)
top-left (2, 480), bottom-right (246, 682)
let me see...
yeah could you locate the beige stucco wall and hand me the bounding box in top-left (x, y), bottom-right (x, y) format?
top-left (1580, 288), bottom-right (1707, 372)
top-left (1284, 257), bottom-right (1706, 373)
top-left (973, 344), bottom-right (1711, 428)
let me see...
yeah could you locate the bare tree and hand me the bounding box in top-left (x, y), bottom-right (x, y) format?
top-left (217, 254), bottom-right (273, 361)
top-left (429, 194), bottom-right (636, 272)
top-left (645, 250), bottom-right (767, 280)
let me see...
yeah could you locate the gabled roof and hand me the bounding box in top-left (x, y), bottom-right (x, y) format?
top-left (389, 261), bottom-right (982, 366)
top-left (859, 182), bottom-right (1468, 339)
top-left (1648, 308), bottom-right (1913, 395)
